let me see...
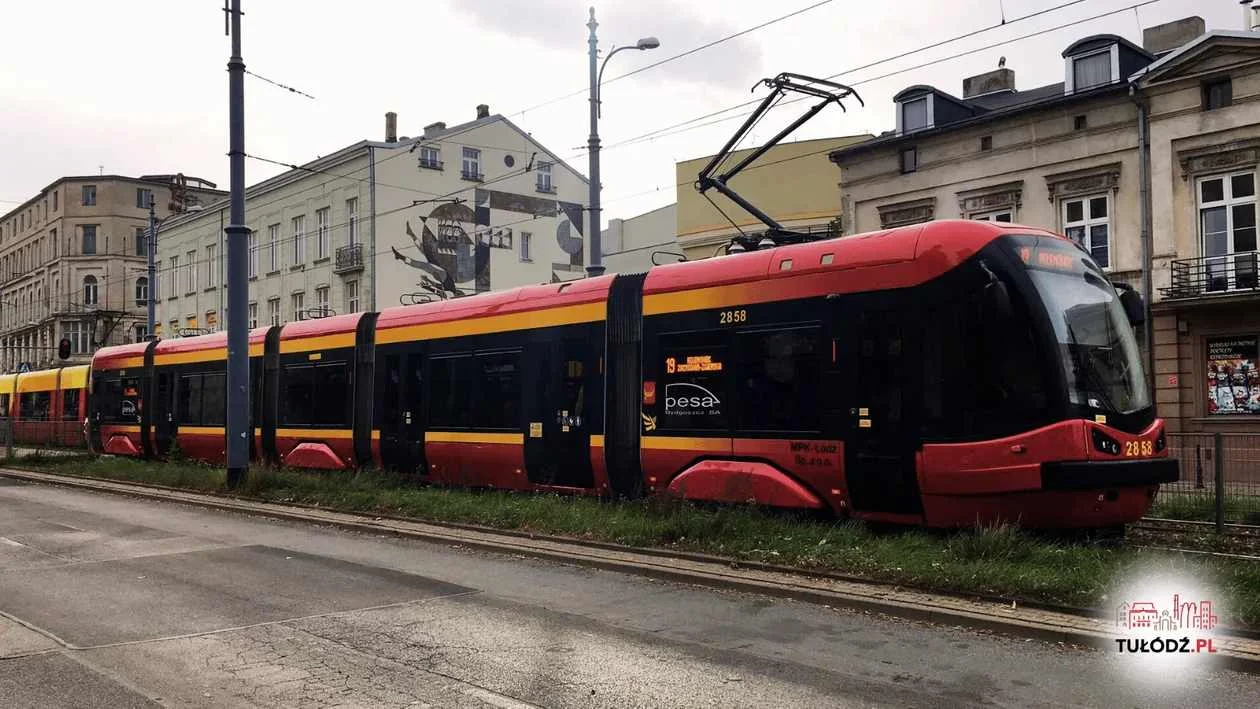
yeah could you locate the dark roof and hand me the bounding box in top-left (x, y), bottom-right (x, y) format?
top-left (1063, 33), bottom-right (1154, 60)
top-left (830, 80), bottom-right (1129, 162)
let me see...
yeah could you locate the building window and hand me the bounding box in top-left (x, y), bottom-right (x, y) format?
top-left (1070, 49), bottom-right (1113, 91)
top-left (419, 146), bottom-right (441, 170)
top-left (81, 185), bottom-right (96, 206)
top-left (520, 231), bottom-right (531, 261)
top-left (268, 223), bottom-right (280, 271)
top-left (1074, 114), bottom-right (1087, 131)
top-left (346, 280), bottom-right (359, 313)
top-left (1063, 194), bottom-right (1111, 268)
top-left (1202, 78), bottom-right (1233, 111)
top-left (900, 147), bottom-right (917, 174)
top-left (169, 319), bottom-right (178, 336)
top-left (82, 275), bottom-right (99, 306)
top-left (268, 297), bottom-right (280, 326)
top-left (205, 244), bottom-right (216, 288)
top-left (900, 96), bottom-right (930, 133)
top-left (315, 285), bottom-right (329, 316)
top-left (315, 207), bottom-right (330, 259)
top-left (81, 225), bottom-right (97, 254)
top-left (135, 226), bottom-right (148, 256)
top-left (291, 215), bottom-right (305, 265)
top-left (1198, 171), bottom-right (1258, 292)
top-left (1206, 336), bottom-right (1260, 415)
top-left (248, 301), bottom-right (258, 329)
top-left (980, 136), bottom-right (992, 152)
top-left (206, 311), bottom-right (218, 332)
top-left (186, 249), bottom-right (196, 293)
top-left (972, 210), bottom-right (1013, 222)
top-left (536, 162), bottom-right (554, 193)
top-left (168, 256), bottom-right (178, 298)
top-left (461, 147), bottom-right (482, 180)
top-left (248, 230), bottom-right (258, 278)
top-left (291, 292), bottom-right (305, 321)
top-left (136, 187), bottom-right (153, 209)
top-left (65, 321), bottom-right (92, 355)
top-left (346, 198), bottom-right (358, 245)
top-left (135, 277), bottom-right (148, 307)
top-left (134, 323), bottom-right (148, 343)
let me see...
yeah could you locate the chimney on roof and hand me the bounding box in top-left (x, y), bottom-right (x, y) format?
top-left (962, 67), bottom-right (1015, 99)
top-left (1143, 16), bottom-right (1206, 55)
top-left (385, 112), bottom-right (398, 143)
top-left (476, 104), bottom-right (490, 119)
top-left (423, 121), bottom-right (446, 139)
top-left (1248, 1), bottom-right (1260, 32)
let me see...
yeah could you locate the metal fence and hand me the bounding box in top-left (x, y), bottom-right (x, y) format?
top-left (1154, 433), bottom-right (1260, 528)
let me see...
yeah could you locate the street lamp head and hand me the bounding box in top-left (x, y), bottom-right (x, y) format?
top-left (636, 36), bottom-right (660, 50)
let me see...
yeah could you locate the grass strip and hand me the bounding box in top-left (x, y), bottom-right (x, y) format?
top-left (10, 452), bottom-right (1260, 629)
top-left (1149, 493), bottom-right (1260, 525)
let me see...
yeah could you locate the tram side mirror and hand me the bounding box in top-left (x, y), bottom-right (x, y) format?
top-left (1115, 284), bottom-right (1145, 326)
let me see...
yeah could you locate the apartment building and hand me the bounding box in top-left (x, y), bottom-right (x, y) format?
top-left (829, 13), bottom-right (1260, 433)
top-left (155, 106), bottom-right (588, 333)
top-left (0, 174), bottom-right (223, 370)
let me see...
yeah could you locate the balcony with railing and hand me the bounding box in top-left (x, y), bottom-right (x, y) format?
top-left (333, 243), bottom-right (364, 275)
top-left (1159, 251), bottom-right (1260, 300)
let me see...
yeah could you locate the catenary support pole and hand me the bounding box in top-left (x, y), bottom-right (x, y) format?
top-left (146, 196), bottom-right (157, 341)
top-left (224, 0), bottom-right (250, 488)
top-left (586, 7), bottom-right (604, 278)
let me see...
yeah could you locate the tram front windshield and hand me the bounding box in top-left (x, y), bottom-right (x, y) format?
top-left (1010, 236), bottom-right (1151, 416)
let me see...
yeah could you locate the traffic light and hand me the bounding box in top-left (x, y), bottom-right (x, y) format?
top-left (57, 338), bottom-right (71, 359)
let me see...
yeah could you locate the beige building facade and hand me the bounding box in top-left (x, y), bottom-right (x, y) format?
top-left (600, 202), bottom-right (680, 273)
top-left (156, 107), bottom-right (589, 333)
top-left (829, 15), bottom-right (1260, 434)
top-left (675, 135), bottom-right (869, 261)
top-left (0, 174), bottom-right (223, 370)
top-left (1142, 28), bottom-right (1260, 432)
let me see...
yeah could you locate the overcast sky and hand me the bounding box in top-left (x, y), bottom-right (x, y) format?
top-left (0, 0), bottom-right (1242, 227)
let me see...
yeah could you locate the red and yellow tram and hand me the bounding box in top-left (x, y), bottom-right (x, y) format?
top-left (80, 219), bottom-right (1175, 528)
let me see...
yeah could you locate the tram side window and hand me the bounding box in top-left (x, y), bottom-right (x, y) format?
top-left (476, 351), bottom-right (520, 430)
top-left (279, 365), bottom-right (315, 426)
top-left (62, 389), bottom-right (81, 421)
top-left (920, 261), bottom-right (1048, 440)
top-left (312, 362), bottom-right (349, 426)
top-left (428, 355), bottom-right (474, 428)
top-left (658, 331), bottom-right (729, 431)
top-left (0, 393), bottom-right (9, 417)
top-left (95, 376), bottom-right (140, 423)
top-left (19, 392), bottom-right (51, 421)
top-left (178, 375), bottom-right (203, 425)
top-left (735, 327), bottom-right (822, 433)
top-left (201, 373), bottom-right (226, 426)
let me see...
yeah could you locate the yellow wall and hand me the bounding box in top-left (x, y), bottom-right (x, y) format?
top-left (675, 134), bottom-right (870, 260)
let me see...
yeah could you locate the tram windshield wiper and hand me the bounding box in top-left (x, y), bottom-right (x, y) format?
top-left (1065, 321), bottom-right (1119, 413)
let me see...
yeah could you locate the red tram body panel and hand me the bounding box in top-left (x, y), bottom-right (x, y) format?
top-left (78, 219), bottom-right (1175, 529)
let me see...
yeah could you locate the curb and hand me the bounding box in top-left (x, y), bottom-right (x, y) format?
top-left (3, 467), bottom-right (1259, 674)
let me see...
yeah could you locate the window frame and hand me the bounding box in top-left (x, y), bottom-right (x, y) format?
top-left (1061, 193), bottom-right (1112, 270)
top-left (1066, 46), bottom-right (1118, 93)
top-left (81, 185), bottom-right (96, 206)
top-left (315, 206), bottom-right (330, 259)
top-left (82, 275), bottom-right (99, 306)
top-left (898, 95), bottom-right (932, 134)
top-left (81, 224), bottom-right (98, 255)
top-left (971, 209), bottom-right (1014, 223)
top-left (461, 147), bottom-right (482, 180)
top-left (1201, 77), bottom-right (1232, 111)
top-left (1196, 170), bottom-right (1258, 292)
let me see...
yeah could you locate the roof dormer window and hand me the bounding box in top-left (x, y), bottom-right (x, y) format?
top-left (1071, 49), bottom-right (1114, 91)
top-left (896, 93), bottom-right (934, 135)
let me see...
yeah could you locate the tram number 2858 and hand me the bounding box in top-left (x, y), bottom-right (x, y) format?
top-left (719, 309), bottom-right (747, 325)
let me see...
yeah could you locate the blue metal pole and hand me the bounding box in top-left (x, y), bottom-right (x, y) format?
top-left (225, 0), bottom-right (250, 487)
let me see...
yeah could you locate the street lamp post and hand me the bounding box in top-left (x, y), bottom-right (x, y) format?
top-left (586, 7), bottom-right (658, 278)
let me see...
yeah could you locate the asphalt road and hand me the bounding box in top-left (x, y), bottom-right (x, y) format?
top-left (0, 478), bottom-right (1256, 708)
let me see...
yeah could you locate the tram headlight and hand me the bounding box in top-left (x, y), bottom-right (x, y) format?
top-left (1091, 428), bottom-right (1121, 456)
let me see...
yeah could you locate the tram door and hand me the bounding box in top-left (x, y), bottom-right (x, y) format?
top-left (525, 335), bottom-right (595, 488)
top-left (838, 299), bottom-right (923, 515)
top-left (378, 349), bottom-right (426, 476)
top-left (154, 369), bottom-right (175, 456)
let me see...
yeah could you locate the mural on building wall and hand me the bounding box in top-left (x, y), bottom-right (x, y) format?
top-left (390, 188), bottom-right (585, 302)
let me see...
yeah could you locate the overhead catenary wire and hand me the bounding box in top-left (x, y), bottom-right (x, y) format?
top-left (509, 0), bottom-right (838, 118)
top-left (580, 0), bottom-right (1136, 155)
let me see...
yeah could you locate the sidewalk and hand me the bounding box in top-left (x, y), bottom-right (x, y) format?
top-left (3, 466), bottom-right (1259, 673)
